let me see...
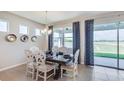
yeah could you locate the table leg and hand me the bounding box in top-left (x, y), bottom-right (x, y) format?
top-left (53, 64), bottom-right (61, 80)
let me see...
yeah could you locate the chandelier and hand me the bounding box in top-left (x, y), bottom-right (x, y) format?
top-left (42, 11), bottom-right (52, 35)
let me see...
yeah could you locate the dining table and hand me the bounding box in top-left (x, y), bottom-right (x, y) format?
top-left (46, 54), bottom-right (72, 80)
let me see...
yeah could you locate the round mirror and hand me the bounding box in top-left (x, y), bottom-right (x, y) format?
top-left (20, 35), bottom-right (29, 42)
top-left (31, 36), bottom-right (37, 42)
top-left (6, 34), bottom-right (17, 42)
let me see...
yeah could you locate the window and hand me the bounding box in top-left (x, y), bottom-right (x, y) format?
top-left (0, 20), bottom-right (8, 32)
top-left (64, 32), bottom-right (73, 48)
top-left (53, 28), bottom-right (63, 47)
top-left (35, 28), bottom-right (41, 36)
top-left (53, 27), bottom-right (73, 48)
top-left (19, 25), bottom-right (28, 34)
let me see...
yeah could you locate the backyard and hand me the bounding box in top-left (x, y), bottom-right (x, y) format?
top-left (94, 41), bottom-right (124, 59)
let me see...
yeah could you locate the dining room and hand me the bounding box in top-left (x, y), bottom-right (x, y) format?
top-left (0, 11), bottom-right (81, 81)
top-left (1, 11), bottom-right (124, 81)
top-left (0, 0), bottom-right (124, 93)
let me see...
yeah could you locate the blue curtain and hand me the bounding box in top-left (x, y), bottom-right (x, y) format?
top-left (48, 26), bottom-right (53, 51)
top-left (85, 19), bottom-right (94, 65)
top-left (73, 21), bottom-right (80, 63)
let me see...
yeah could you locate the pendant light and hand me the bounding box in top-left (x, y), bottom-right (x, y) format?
top-left (42, 11), bottom-right (52, 35)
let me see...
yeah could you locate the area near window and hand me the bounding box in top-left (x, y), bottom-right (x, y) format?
top-left (53, 27), bottom-right (73, 48)
top-left (19, 25), bottom-right (28, 34)
top-left (64, 28), bottom-right (73, 48)
top-left (0, 20), bottom-right (8, 32)
top-left (94, 21), bottom-right (124, 69)
top-left (35, 28), bottom-right (41, 36)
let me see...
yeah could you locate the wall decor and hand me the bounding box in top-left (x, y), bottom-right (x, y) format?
top-left (31, 36), bottom-right (37, 42)
top-left (20, 35), bottom-right (29, 42)
top-left (6, 34), bottom-right (17, 42)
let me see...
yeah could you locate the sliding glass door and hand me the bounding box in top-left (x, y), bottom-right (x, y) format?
top-left (94, 21), bottom-right (124, 69)
top-left (119, 22), bottom-right (124, 69)
top-left (94, 23), bottom-right (118, 68)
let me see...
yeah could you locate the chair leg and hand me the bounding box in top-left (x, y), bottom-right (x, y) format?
top-left (54, 68), bottom-right (56, 76)
top-left (26, 67), bottom-right (28, 76)
top-left (36, 70), bottom-right (39, 80)
top-left (61, 69), bottom-right (63, 78)
top-left (44, 72), bottom-right (47, 81)
top-left (32, 68), bottom-right (34, 80)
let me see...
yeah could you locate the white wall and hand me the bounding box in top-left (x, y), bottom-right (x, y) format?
top-left (0, 11), bottom-right (46, 70)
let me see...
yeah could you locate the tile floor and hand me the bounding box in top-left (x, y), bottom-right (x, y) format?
top-left (0, 64), bottom-right (124, 81)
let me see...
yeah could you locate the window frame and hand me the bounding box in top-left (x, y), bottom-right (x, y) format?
top-left (64, 31), bottom-right (73, 48)
top-left (35, 28), bottom-right (41, 36)
top-left (53, 27), bottom-right (73, 48)
top-left (0, 19), bottom-right (9, 32)
top-left (19, 24), bottom-right (29, 35)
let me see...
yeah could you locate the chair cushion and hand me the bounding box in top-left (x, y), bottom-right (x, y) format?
top-left (37, 64), bottom-right (54, 72)
top-left (46, 61), bottom-right (59, 67)
top-left (61, 65), bottom-right (74, 70)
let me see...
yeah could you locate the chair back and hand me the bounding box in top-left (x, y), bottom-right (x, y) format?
top-left (30, 46), bottom-right (40, 53)
top-left (35, 52), bottom-right (46, 66)
top-left (73, 49), bottom-right (80, 67)
top-left (52, 46), bottom-right (58, 53)
top-left (58, 47), bottom-right (68, 54)
top-left (24, 50), bottom-right (33, 62)
top-left (66, 48), bottom-right (73, 55)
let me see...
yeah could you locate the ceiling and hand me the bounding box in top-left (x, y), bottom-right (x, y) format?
top-left (9, 11), bottom-right (110, 24)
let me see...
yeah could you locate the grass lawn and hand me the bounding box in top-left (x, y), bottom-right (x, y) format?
top-left (94, 42), bottom-right (124, 59)
top-left (95, 53), bottom-right (124, 59)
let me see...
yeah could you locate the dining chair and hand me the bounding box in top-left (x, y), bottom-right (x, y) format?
top-left (46, 46), bottom-right (59, 69)
top-left (61, 49), bottom-right (80, 79)
top-left (52, 46), bottom-right (58, 53)
top-left (58, 47), bottom-right (68, 55)
top-left (25, 50), bottom-right (35, 79)
top-left (36, 52), bottom-right (55, 81)
top-left (29, 46), bottom-right (40, 53)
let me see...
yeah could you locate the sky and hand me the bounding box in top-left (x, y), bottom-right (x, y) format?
top-left (94, 29), bottom-right (124, 41)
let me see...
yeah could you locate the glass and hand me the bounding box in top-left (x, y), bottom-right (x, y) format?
top-left (19, 25), bottom-right (28, 34)
top-left (53, 27), bottom-right (73, 51)
top-left (94, 23), bottom-right (118, 68)
top-left (0, 20), bottom-right (8, 32)
top-left (35, 28), bottom-right (41, 36)
top-left (119, 22), bottom-right (124, 69)
top-left (64, 37), bottom-right (73, 48)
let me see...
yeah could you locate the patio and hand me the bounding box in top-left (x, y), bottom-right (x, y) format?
top-left (94, 57), bottom-right (124, 69)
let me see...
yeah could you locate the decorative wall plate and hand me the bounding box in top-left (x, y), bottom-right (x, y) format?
top-left (31, 36), bottom-right (37, 42)
top-left (20, 35), bottom-right (29, 42)
top-left (6, 34), bottom-right (17, 42)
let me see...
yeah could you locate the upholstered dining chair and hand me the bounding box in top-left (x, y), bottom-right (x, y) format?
top-left (46, 46), bottom-right (59, 69)
top-left (52, 46), bottom-right (58, 53)
top-left (25, 50), bottom-right (35, 79)
top-left (61, 49), bottom-right (80, 79)
top-left (58, 46), bottom-right (68, 55)
top-left (36, 52), bottom-right (55, 81)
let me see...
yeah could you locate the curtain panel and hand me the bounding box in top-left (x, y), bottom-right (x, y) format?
top-left (48, 26), bottom-right (53, 51)
top-left (84, 19), bottom-right (94, 65)
top-left (73, 21), bottom-right (80, 63)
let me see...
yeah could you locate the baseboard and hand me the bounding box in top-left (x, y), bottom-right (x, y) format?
top-left (0, 62), bottom-right (26, 72)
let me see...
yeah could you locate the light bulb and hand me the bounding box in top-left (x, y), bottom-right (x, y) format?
top-left (44, 28), bottom-right (47, 32)
top-left (48, 29), bottom-right (52, 34)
